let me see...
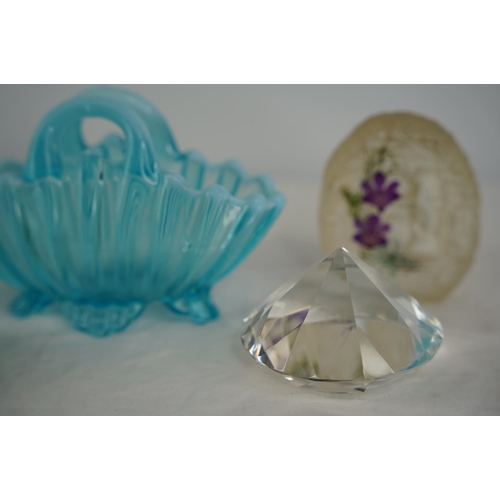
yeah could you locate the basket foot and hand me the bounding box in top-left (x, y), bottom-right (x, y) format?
top-left (163, 288), bottom-right (219, 324)
top-left (10, 290), bottom-right (52, 317)
top-left (62, 301), bottom-right (145, 337)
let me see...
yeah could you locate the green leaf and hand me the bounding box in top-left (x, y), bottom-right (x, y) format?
top-left (341, 186), bottom-right (363, 218)
top-left (368, 247), bottom-right (420, 274)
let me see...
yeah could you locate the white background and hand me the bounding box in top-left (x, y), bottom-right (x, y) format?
top-left (1, 85), bottom-right (499, 182)
top-left (0, 85), bottom-right (499, 416)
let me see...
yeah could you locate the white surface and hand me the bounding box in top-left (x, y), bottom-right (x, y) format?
top-left (0, 181), bottom-right (499, 416)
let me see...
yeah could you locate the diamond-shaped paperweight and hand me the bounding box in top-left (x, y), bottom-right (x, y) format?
top-left (241, 247), bottom-right (443, 393)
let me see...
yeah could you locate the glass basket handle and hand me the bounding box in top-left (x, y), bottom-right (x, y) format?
top-left (76, 87), bottom-right (180, 165)
top-left (24, 96), bottom-right (157, 182)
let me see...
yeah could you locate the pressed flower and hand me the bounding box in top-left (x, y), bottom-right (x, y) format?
top-left (362, 171), bottom-right (399, 212)
top-left (353, 215), bottom-right (390, 249)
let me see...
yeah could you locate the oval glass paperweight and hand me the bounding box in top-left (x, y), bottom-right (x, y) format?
top-left (319, 112), bottom-right (479, 302)
top-left (0, 87), bottom-right (285, 336)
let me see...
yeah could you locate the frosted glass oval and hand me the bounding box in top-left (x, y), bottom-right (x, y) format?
top-left (319, 113), bottom-right (479, 302)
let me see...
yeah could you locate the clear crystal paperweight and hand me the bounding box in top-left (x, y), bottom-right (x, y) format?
top-left (241, 247), bottom-right (443, 393)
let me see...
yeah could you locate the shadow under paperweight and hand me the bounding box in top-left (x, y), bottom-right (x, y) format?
top-left (241, 247), bottom-right (443, 393)
top-left (0, 87), bottom-right (285, 336)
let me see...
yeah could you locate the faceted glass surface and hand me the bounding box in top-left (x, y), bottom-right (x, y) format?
top-left (241, 247), bottom-right (443, 393)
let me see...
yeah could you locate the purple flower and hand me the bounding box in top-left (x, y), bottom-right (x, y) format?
top-left (362, 171), bottom-right (400, 212)
top-left (353, 215), bottom-right (390, 249)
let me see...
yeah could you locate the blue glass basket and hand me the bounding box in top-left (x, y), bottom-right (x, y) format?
top-left (0, 87), bottom-right (285, 336)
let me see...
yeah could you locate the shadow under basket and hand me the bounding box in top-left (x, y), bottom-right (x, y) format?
top-left (0, 87), bottom-right (284, 336)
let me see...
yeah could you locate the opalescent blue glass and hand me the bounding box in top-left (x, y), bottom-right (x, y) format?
top-left (0, 87), bottom-right (285, 336)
